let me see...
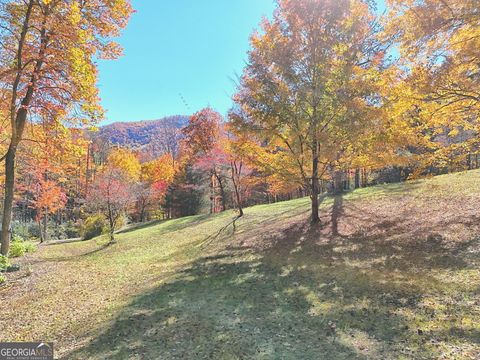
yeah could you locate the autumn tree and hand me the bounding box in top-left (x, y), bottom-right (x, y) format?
top-left (31, 176), bottom-right (67, 242)
top-left (16, 122), bottom-right (87, 239)
top-left (141, 153), bottom-right (176, 186)
top-left (136, 154), bottom-right (176, 221)
top-left (107, 147), bottom-right (141, 182)
top-left (221, 130), bottom-right (262, 217)
top-left (0, 0), bottom-right (133, 255)
top-left (88, 168), bottom-right (134, 243)
top-left (231, 0), bottom-right (385, 224)
top-left (18, 156), bottom-right (66, 243)
top-left (132, 182), bottom-right (160, 222)
top-left (182, 108), bottom-right (228, 212)
top-left (384, 0), bottom-right (480, 174)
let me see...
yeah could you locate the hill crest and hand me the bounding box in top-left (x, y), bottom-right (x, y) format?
top-left (96, 115), bottom-right (189, 147)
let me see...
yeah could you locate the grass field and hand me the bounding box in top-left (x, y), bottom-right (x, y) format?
top-left (1, 170), bottom-right (479, 359)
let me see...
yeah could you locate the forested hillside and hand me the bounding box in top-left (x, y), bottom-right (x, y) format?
top-left (95, 115), bottom-right (188, 148)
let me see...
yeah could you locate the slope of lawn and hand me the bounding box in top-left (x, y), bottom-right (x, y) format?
top-left (1, 170), bottom-right (480, 359)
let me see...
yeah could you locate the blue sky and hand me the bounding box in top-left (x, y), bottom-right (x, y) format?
top-left (97, 0), bottom-right (276, 124)
top-left (98, 0), bottom-right (387, 125)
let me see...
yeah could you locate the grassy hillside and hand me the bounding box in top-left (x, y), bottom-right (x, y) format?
top-left (1, 170), bottom-right (479, 359)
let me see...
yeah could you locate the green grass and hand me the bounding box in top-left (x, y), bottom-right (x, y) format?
top-left (1, 170), bottom-right (479, 359)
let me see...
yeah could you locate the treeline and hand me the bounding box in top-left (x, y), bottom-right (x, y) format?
top-left (0, 0), bottom-right (479, 254)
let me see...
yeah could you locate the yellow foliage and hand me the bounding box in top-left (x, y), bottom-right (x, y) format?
top-left (141, 154), bottom-right (176, 185)
top-left (107, 148), bottom-right (141, 181)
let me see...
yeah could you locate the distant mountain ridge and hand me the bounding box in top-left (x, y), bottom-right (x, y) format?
top-left (97, 115), bottom-right (189, 147)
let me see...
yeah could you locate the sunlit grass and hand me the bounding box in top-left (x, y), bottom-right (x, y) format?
top-left (1, 170), bottom-right (479, 359)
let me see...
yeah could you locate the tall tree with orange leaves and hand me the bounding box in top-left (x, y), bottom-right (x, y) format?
top-left (16, 122), bottom-right (84, 241)
top-left (182, 108), bottom-right (228, 212)
top-left (0, 0), bottom-right (133, 255)
top-left (231, 0), bottom-right (385, 224)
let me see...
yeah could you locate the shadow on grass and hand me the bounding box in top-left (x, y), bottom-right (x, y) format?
top-left (64, 184), bottom-right (479, 359)
top-left (63, 222), bottom-right (480, 359)
top-left (66, 255), bottom-right (403, 359)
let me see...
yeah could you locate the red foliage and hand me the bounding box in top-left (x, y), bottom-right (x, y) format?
top-left (151, 180), bottom-right (169, 196)
top-left (88, 169), bottom-right (135, 240)
top-left (182, 107), bottom-right (222, 158)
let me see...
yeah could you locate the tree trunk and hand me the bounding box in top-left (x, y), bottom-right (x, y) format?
top-left (333, 171), bottom-right (344, 195)
top-left (210, 174), bottom-right (214, 213)
top-left (38, 217), bottom-right (45, 243)
top-left (107, 206), bottom-right (115, 244)
top-left (354, 169), bottom-right (360, 189)
top-left (233, 186), bottom-right (244, 217)
top-left (310, 141), bottom-right (320, 224)
top-left (214, 172), bottom-right (226, 211)
top-left (42, 208), bottom-right (48, 242)
top-left (0, 0), bottom-right (46, 255)
top-left (230, 162), bottom-right (244, 217)
top-left (139, 199), bottom-right (146, 222)
top-left (361, 169), bottom-right (367, 187)
top-left (311, 185), bottom-right (319, 224)
top-left (1, 146), bottom-right (16, 255)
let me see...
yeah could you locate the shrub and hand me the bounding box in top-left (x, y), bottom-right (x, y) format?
top-left (63, 221), bottom-right (80, 238)
top-left (23, 241), bottom-right (37, 254)
top-left (27, 222), bottom-right (42, 239)
top-left (5, 264), bottom-right (20, 273)
top-left (12, 233), bottom-right (24, 243)
top-left (49, 222), bottom-right (67, 240)
top-left (7, 220), bottom-right (81, 242)
top-left (5, 233), bottom-right (36, 258)
top-left (81, 214), bottom-right (107, 240)
top-left (12, 221), bottom-right (30, 239)
top-left (0, 255), bottom-right (10, 272)
top-left (8, 241), bottom-right (26, 258)
top-left (11, 221), bottom-right (41, 240)
top-left (0, 274), bottom-right (5, 285)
